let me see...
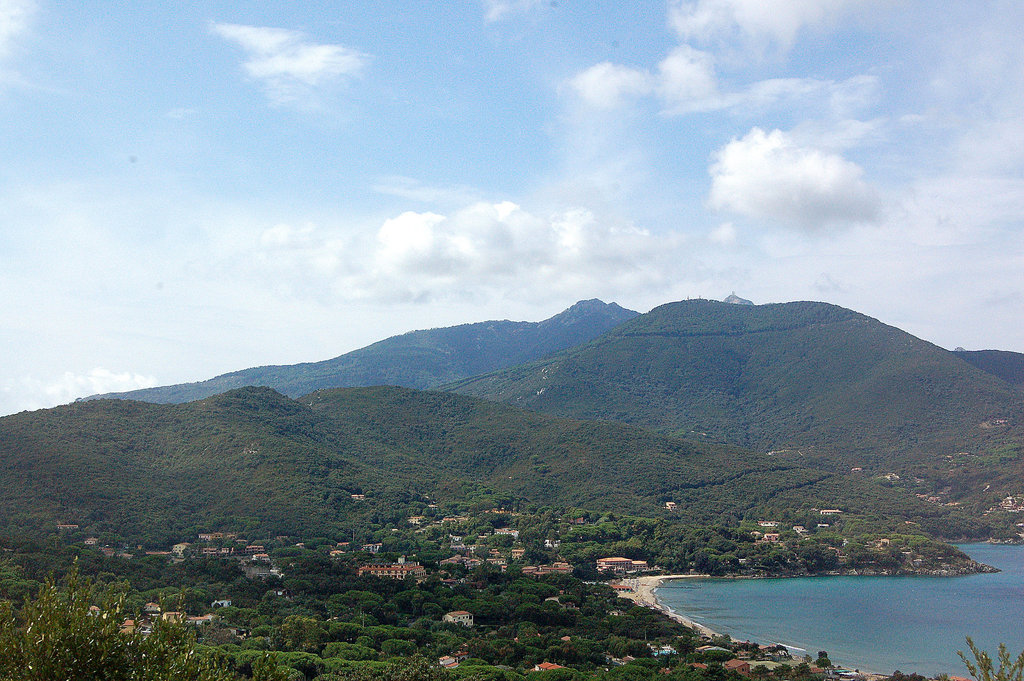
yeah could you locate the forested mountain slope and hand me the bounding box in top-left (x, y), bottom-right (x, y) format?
top-left (955, 349), bottom-right (1024, 388)
top-left (449, 300), bottom-right (1023, 474)
top-left (0, 384), bottom-right (979, 545)
top-left (89, 299), bottom-right (637, 404)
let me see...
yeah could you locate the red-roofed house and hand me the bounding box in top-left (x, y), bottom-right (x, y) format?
top-left (724, 659), bottom-right (750, 675)
top-left (533, 662), bottom-right (565, 671)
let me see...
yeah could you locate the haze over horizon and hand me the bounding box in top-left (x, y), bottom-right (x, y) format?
top-left (2, 0), bottom-right (1023, 415)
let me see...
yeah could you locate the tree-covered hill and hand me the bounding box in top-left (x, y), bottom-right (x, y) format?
top-left (0, 384), bottom-right (983, 546)
top-left (448, 300), bottom-right (1023, 477)
top-left (955, 349), bottom-right (1024, 388)
top-left (88, 299), bottom-right (637, 404)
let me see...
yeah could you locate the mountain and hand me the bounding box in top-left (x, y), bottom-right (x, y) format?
top-left (88, 299), bottom-right (637, 404)
top-left (448, 300), bottom-right (1023, 479)
top-left (955, 349), bottom-right (1024, 388)
top-left (0, 385), bottom-right (981, 545)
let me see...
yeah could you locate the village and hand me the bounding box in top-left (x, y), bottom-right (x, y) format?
top-left (36, 497), bottom-right (979, 680)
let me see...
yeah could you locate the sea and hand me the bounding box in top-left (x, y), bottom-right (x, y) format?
top-left (654, 543), bottom-right (1024, 677)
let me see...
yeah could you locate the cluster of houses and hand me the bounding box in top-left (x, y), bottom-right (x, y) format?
top-left (357, 556), bottom-right (427, 581)
top-left (111, 600), bottom-right (241, 639)
top-left (748, 513), bottom-right (845, 544)
top-left (996, 495), bottom-right (1024, 512)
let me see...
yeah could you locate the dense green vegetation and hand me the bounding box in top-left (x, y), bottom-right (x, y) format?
top-left (3, 297), bottom-right (1022, 679)
top-left (89, 300), bottom-right (637, 404)
top-left (0, 497), bottom-right (983, 681)
top-left (0, 567), bottom-right (289, 681)
top-left (956, 350), bottom-right (1024, 388)
top-left (1, 383), bottom-right (1004, 546)
top-left (449, 300), bottom-right (1024, 509)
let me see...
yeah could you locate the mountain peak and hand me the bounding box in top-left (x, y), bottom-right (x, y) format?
top-left (556, 298), bottom-right (632, 318)
top-left (723, 292), bottom-right (754, 305)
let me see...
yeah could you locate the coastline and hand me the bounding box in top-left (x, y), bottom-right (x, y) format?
top-left (616, 574), bottom-right (721, 638)
top-left (622, 556), bottom-right (1021, 680)
top-left (617, 575), bottom-right (892, 678)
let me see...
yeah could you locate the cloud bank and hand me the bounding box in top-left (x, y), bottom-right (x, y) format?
top-left (251, 201), bottom-right (683, 304)
top-left (1, 368), bottom-right (157, 415)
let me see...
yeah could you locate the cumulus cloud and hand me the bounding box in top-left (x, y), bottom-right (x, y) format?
top-left (568, 62), bottom-right (654, 110)
top-left (708, 127), bottom-right (880, 228)
top-left (668, 0), bottom-right (873, 51)
top-left (567, 46), bottom-right (720, 113)
top-left (251, 201), bottom-right (684, 304)
top-left (655, 45), bottom-right (718, 108)
top-left (210, 22), bottom-right (368, 105)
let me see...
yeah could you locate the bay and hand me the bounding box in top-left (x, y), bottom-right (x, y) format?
top-left (654, 543), bottom-right (1024, 677)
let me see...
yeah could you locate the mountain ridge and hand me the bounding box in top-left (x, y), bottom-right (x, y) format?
top-left (86, 299), bottom-right (638, 404)
top-left (447, 299), bottom-right (1023, 480)
top-left (0, 384), bottom-right (850, 543)
top-left (955, 349), bottom-right (1024, 388)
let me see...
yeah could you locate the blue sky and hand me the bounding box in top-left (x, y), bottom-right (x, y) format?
top-left (2, 0), bottom-right (1023, 414)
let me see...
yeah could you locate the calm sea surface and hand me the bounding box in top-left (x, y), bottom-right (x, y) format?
top-left (654, 543), bottom-right (1024, 676)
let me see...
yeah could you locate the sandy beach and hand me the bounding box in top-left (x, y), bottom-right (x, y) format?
top-left (615, 575), bottom-right (892, 680)
top-left (615, 574), bottom-right (720, 638)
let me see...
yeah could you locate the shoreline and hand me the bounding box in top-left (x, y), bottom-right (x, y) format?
top-left (617, 575), bottom-right (892, 679)
top-left (616, 574), bottom-right (721, 638)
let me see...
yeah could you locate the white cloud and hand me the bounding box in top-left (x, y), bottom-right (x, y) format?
top-left (708, 127), bottom-right (880, 228)
top-left (0, 0), bottom-right (32, 59)
top-left (668, 0), bottom-right (874, 52)
top-left (372, 176), bottom-right (482, 206)
top-left (568, 62), bottom-right (654, 110)
top-left (210, 22), bottom-right (368, 106)
top-left (0, 0), bottom-right (32, 86)
top-left (2, 368), bottom-right (158, 414)
top-left (655, 45), bottom-right (719, 109)
top-left (568, 50), bottom-right (874, 119)
top-left (708, 222), bottom-right (737, 245)
top-left (250, 201), bottom-right (685, 304)
top-left (894, 175), bottom-right (1024, 247)
top-left (376, 211), bottom-right (448, 273)
top-left (483, 0), bottom-right (543, 23)
top-left (566, 47), bottom-right (719, 114)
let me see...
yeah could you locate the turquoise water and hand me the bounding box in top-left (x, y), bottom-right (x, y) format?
top-left (654, 544), bottom-right (1024, 676)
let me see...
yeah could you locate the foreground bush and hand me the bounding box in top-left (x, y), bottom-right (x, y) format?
top-left (0, 569), bottom-right (287, 681)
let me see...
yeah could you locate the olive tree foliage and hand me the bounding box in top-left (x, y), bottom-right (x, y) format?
top-left (0, 568), bottom-right (288, 681)
top-left (959, 638), bottom-right (1024, 681)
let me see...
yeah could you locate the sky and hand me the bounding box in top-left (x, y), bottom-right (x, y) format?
top-left (1, 0), bottom-right (1023, 415)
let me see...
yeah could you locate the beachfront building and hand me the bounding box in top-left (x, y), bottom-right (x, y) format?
top-left (596, 557), bottom-right (651, 574)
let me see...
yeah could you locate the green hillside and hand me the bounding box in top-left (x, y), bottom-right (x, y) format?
top-left (955, 349), bottom-right (1024, 387)
top-left (448, 300), bottom-right (1023, 477)
top-left (88, 299), bottom-right (637, 404)
top-left (0, 384), bottom-right (985, 546)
